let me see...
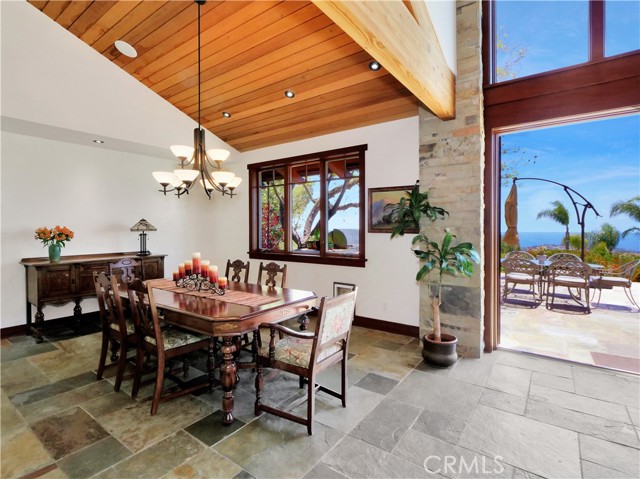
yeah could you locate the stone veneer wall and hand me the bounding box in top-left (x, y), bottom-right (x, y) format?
top-left (418, 1), bottom-right (484, 357)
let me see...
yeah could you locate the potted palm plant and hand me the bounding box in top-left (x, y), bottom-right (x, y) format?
top-left (387, 182), bottom-right (479, 367)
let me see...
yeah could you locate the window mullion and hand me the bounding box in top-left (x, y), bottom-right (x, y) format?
top-left (284, 166), bottom-right (291, 253)
top-left (319, 158), bottom-right (327, 257)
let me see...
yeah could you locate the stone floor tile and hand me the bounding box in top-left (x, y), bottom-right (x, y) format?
top-left (530, 371), bottom-right (575, 392)
top-left (56, 436), bottom-right (131, 478)
top-left (79, 390), bottom-right (136, 418)
top-left (30, 406), bottom-right (109, 460)
top-left (582, 460), bottom-right (639, 479)
top-left (345, 346), bottom-right (422, 381)
top-left (512, 468), bottom-right (546, 479)
top-left (485, 364), bottom-right (531, 397)
top-left (1, 390), bottom-right (28, 439)
top-left (302, 385), bottom-right (385, 434)
top-left (526, 398), bottom-right (639, 448)
top-left (185, 410), bottom-right (246, 446)
top-left (28, 336), bottom-right (103, 382)
top-left (0, 339), bottom-right (57, 363)
top-left (100, 394), bottom-right (212, 452)
top-left (160, 448), bottom-right (243, 479)
top-left (1, 356), bottom-right (51, 398)
top-left (412, 407), bottom-right (468, 444)
top-left (628, 406), bottom-right (640, 427)
top-left (0, 426), bottom-right (53, 479)
top-left (23, 464), bottom-right (70, 479)
top-left (393, 428), bottom-right (513, 479)
top-left (9, 371), bottom-right (95, 407)
top-left (529, 384), bottom-right (630, 423)
top-left (374, 453), bottom-right (445, 479)
top-left (458, 404), bottom-right (580, 479)
top-left (215, 413), bottom-right (343, 479)
top-left (350, 397), bottom-right (421, 452)
top-left (389, 370), bottom-right (483, 421)
top-left (446, 357), bottom-right (493, 387)
top-left (479, 388), bottom-right (527, 415)
top-left (496, 351), bottom-right (573, 378)
top-left (316, 361), bottom-right (368, 393)
top-left (303, 463), bottom-right (349, 479)
top-left (93, 431), bottom-right (203, 479)
top-left (579, 434), bottom-right (640, 476)
top-left (354, 372), bottom-right (399, 395)
top-left (372, 339), bottom-right (405, 351)
top-left (232, 471), bottom-right (256, 479)
top-left (19, 380), bottom-right (114, 423)
top-left (320, 435), bottom-right (388, 479)
top-left (572, 366), bottom-right (640, 408)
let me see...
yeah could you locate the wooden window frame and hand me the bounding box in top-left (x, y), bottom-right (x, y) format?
top-left (248, 145), bottom-right (367, 268)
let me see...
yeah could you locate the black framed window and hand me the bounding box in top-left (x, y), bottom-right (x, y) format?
top-left (248, 145), bottom-right (366, 267)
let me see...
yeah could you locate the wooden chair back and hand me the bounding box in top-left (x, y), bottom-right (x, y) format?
top-left (225, 259), bottom-right (250, 283)
top-left (93, 271), bottom-right (127, 335)
top-left (127, 279), bottom-right (163, 352)
top-left (109, 258), bottom-right (140, 283)
top-left (257, 261), bottom-right (287, 288)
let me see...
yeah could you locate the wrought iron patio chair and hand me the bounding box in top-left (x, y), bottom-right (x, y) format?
top-left (590, 259), bottom-right (640, 310)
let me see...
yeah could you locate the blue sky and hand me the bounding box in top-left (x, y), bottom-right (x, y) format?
top-left (500, 115), bottom-right (640, 237)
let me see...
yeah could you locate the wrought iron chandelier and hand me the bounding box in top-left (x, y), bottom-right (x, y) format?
top-left (152, 0), bottom-right (241, 199)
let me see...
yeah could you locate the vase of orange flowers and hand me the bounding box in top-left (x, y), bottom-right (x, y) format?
top-left (34, 226), bottom-right (74, 262)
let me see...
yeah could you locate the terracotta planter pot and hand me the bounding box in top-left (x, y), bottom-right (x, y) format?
top-left (422, 333), bottom-right (458, 368)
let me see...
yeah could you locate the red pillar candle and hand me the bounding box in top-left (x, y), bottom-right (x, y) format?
top-left (218, 276), bottom-right (228, 290)
top-left (209, 265), bottom-right (218, 284)
top-left (172, 271), bottom-right (179, 281)
top-left (178, 263), bottom-right (185, 279)
top-left (185, 260), bottom-right (193, 277)
top-left (192, 252), bottom-right (201, 275)
top-left (201, 260), bottom-right (210, 278)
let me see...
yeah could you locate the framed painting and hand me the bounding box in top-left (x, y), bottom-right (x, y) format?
top-left (333, 282), bottom-right (356, 297)
top-left (368, 185), bottom-right (417, 233)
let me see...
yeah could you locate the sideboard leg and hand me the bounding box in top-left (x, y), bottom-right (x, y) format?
top-left (33, 307), bottom-right (45, 343)
top-left (73, 299), bottom-right (82, 330)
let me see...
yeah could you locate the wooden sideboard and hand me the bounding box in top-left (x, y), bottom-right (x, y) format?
top-left (20, 252), bottom-right (166, 342)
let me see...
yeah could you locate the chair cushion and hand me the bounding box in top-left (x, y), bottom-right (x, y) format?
top-left (553, 275), bottom-right (587, 286)
top-left (506, 272), bottom-right (536, 282)
top-left (145, 327), bottom-right (208, 350)
top-left (109, 319), bottom-right (135, 336)
top-left (593, 276), bottom-right (630, 288)
top-left (259, 337), bottom-right (343, 368)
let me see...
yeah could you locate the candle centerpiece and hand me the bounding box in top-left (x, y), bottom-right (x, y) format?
top-left (173, 254), bottom-right (224, 295)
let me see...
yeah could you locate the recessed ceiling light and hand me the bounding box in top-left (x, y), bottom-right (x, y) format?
top-left (93, 139), bottom-right (105, 144)
top-left (222, 111), bottom-right (232, 118)
top-left (284, 90), bottom-right (295, 99)
top-left (369, 61), bottom-right (382, 71)
top-left (114, 40), bottom-right (137, 58)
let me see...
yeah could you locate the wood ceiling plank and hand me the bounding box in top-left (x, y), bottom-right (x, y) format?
top-left (233, 100), bottom-right (417, 151)
top-left (183, 39), bottom-right (363, 117)
top-left (214, 76), bottom-right (412, 137)
top-left (136, 1), bottom-right (276, 83)
top-left (68, 1), bottom-right (120, 38)
top-left (27, 1), bottom-right (49, 12)
top-left (167, 20), bottom-right (343, 107)
top-left (79, 1), bottom-right (145, 46)
top-left (148, 2), bottom-right (317, 93)
top-left (197, 53), bottom-right (377, 121)
top-left (219, 87), bottom-right (416, 143)
top-left (40, 1), bottom-right (71, 21)
top-left (311, 0), bottom-right (454, 119)
top-left (92, 2), bottom-right (178, 59)
top-left (55, 1), bottom-right (92, 29)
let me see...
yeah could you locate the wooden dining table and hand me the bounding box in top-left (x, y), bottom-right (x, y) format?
top-left (138, 279), bottom-right (317, 425)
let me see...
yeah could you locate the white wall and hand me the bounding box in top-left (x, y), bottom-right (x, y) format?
top-left (237, 117), bottom-right (421, 326)
top-left (0, 132), bottom-right (223, 328)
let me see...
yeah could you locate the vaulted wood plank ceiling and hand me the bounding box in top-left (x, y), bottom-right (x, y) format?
top-left (27, 0), bottom-right (421, 151)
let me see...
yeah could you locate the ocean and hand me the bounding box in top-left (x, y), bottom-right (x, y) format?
top-left (515, 231), bottom-right (640, 253)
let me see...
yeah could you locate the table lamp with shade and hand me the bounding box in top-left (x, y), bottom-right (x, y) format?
top-left (130, 219), bottom-right (157, 256)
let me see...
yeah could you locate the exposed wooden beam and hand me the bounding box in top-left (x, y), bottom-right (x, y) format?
top-left (312, 0), bottom-right (455, 119)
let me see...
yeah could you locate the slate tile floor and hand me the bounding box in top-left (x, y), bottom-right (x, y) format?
top-left (1, 324), bottom-right (639, 479)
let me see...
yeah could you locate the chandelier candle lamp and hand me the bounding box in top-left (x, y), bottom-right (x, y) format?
top-left (152, 0), bottom-right (242, 200)
top-left (173, 252), bottom-right (227, 295)
top-left (130, 219), bottom-right (156, 256)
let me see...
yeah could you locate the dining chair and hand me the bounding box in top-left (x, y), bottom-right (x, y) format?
top-left (504, 250), bottom-right (536, 261)
top-left (109, 258), bottom-right (140, 283)
top-left (502, 257), bottom-right (542, 304)
top-left (225, 259), bottom-right (250, 284)
top-left (93, 272), bottom-right (137, 392)
top-left (127, 279), bottom-right (211, 415)
top-left (257, 261), bottom-right (287, 288)
top-left (545, 260), bottom-right (591, 313)
top-left (547, 252), bottom-right (581, 262)
top-left (590, 259), bottom-right (640, 310)
top-left (255, 288), bottom-right (357, 435)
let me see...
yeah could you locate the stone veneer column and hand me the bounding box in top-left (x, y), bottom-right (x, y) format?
top-left (418, 1), bottom-right (484, 357)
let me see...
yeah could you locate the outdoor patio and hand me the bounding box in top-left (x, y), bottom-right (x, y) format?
top-left (500, 277), bottom-right (640, 374)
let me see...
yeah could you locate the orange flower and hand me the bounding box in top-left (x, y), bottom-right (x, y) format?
top-left (34, 225), bottom-right (74, 247)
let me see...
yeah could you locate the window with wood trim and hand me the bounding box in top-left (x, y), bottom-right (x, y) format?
top-left (248, 145), bottom-right (366, 267)
top-left (488, 0), bottom-right (639, 85)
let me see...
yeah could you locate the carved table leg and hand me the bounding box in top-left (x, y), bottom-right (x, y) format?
top-left (73, 299), bottom-right (82, 330)
top-left (207, 338), bottom-right (217, 392)
top-left (298, 313), bottom-right (309, 331)
top-left (33, 307), bottom-right (45, 343)
top-left (220, 337), bottom-right (237, 425)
